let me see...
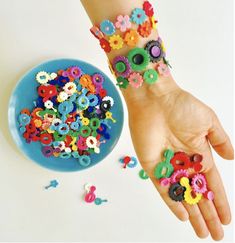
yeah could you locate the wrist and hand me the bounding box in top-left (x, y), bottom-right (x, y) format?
top-left (121, 74), bottom-right (181, 108)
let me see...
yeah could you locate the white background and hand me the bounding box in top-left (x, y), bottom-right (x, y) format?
top-left (0, 0), bottom-right (233, 242)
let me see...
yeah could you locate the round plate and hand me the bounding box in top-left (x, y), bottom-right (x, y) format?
top-left (8, 58), bottom-right (124, 172)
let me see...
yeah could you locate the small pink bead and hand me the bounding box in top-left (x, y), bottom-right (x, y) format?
top-left (160, 178), bottom-right (170, 186)
top-left (203, 191), bottom-right (214, 201)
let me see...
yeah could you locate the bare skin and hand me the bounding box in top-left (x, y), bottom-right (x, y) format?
top-left (81, 0), bottom-right (234, 240)
top-left (124, 82), bottom-right (233, 241)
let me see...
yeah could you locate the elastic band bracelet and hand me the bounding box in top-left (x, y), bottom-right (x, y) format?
top-left (89, 1), bottom-right (172, 89)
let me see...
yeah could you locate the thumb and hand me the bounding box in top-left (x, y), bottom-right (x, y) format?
top-left (207, 112), bottom-right (234, 160)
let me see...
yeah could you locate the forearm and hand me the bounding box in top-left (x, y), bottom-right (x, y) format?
top-left (81, 0), bottom-right (179, 107)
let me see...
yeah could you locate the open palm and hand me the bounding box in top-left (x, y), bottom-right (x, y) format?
top-left (126, 87), bottom-right (233, 241)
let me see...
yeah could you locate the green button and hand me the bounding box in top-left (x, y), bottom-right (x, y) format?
top-left (115, 61), bottom-right (126, 73)
top-left (139, 169), bottom-right (149, 180)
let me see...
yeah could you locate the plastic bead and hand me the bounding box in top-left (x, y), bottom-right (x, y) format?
top-left (87, 94), bottom-right (98, 107)
top-left (36, 71), bottom-right (51, 84)
top-left (138, 21), bottom-right (152, 37)
top-left (112, 56), bottom-right (131, 78)
top-left (42, 146), bottom-right (54, 157)
top-left (191, 174), bottom-right (207, 194)
top-left (170, 152), bottom-right (191, 171)
top-left (18, 113), bottom-right (31, 126)
top-left (63, 82), bottom-right (77, 95)
top-left (105, 111), bottom-right (116, 123)
top-left (143, 69), bottom-right (158, 84)
top-left (203, 191), bottom-right (214, 201)
top-left (84, 185), bottom-right (96, 202)
top-left (79, 126), bottom-right (91, 138)
top-left (156, 63), bottom-right (170, 77)
top-left (180, 177), bottom-right (202, 205)
top-left (102, 96), bottom-right (114, 106)
top-left (100, 100), bottom-right (111, 112)
top-left (128, 72), bottom-right (144, 88)
top-left (115, 15), bottom-right (131, 32)
top-left (77, 95), bottom-right (89, 110)
top-left (77, 137), bottom-right (88, 150)
top-left (40, 133), bottom-right (53, 145)
top-left (109, 35), bottom-right (124, 50)
top-left (169, 183), bottom-right (186, 202)
top-left (79, 155), bottom-right (91, 167)
top-left (86, 136), bottom-right (100, 154)
top-left (45, 180), bottom-right (59, 189)
top-left (69, 66), bottom-right (82, 79)
top-left (160, 178), bottom-right (171, 186)
top-left (170, 169), bottom-right (189, 184)
top-left (58, 91), bottom-right (69, 102)
top-left (116, 76), bottom-right (129, 89)
top-left (127, 156), bottom-right (138, 168)
top-left (60, 152), bottom-right (71, 159)
top-left (92, 73), bottom-right (104, 87)
top-left (145, 40), bottom-right (164, 63)
top-left (81, 117), bottom-right (90, 126)
top-left (139, 169), bottom-right (149, 179)
top-left (154, 149), bottom-right (174, 179)
top-left (57, 123), bottom-right (69, 135)
top-left (124, 29), bottom-right (139, 47)
top-left (143, 1), bottom-right (154, 17)
top-left (100, 20), bottom-right (115, 36)
top-left (37, 85), bottom-right (57, 102)
top-left (127, 48), bottom-right (150, 71)
top-left (99, 38), bottom-right (111, 53)
top-left (131, 8), bottom-right (147, 25)
top-left (90, 26), bottom-right (104, 40)
top-left (90, 118), bottom-right (100, 130)
top-left (94, 198), bottom-right (108, 205)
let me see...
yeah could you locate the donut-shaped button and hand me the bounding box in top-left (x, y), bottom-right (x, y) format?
top-left (78, 155), bottom-right (91, 167)
top-left (57, 123), bottom-right (69, 135)
top-left (77, 95), bottom-right (89, 110)
top-left (87, 94), bottom-right (98, 107)
top-left (79, 125), bottom-right (91, 138)
top-left (40, 133), bottom-right (53, 145)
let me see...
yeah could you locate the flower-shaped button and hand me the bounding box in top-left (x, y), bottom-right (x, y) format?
top-left (100, 20), bottom-right (115, 36)
top-left (124, 29), bottom-right (139, 47)
top-left (115, 15), bottom-right (131, 32)
top-left (116, 76), bottom-right (129, 89)
top-left (131, 8), bottom-right (147, 25)
top-left (156, 63), bottom-right (170, 77)
top-left (109, 35), bottom-right (124, 50)
top-left (128, 72), bottom-right (144, 88)
top-left (145, 40), bottom-right (164, 62)
top-left (112, 56), bottom-right (131, 78)
top-left (143, 69), bottom-right (158, 84)
top-left (127, 47), bottom-right (150, 71)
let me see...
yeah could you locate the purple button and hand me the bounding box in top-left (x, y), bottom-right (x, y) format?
top-left (150, 46), bottom-right (161, 57)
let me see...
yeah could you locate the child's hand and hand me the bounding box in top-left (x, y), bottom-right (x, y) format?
top-left (125, 84), bottom-right (233, 241)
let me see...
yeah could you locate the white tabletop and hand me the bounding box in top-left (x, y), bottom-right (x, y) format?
top-left (0, 0), bottom-right (233, 242)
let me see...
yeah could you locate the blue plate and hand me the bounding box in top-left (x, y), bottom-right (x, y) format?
top-left (8, 58), bottom-right (124, 172)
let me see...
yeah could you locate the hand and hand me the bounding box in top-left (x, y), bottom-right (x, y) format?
top-left (124, 81), bottom-right (234, 241)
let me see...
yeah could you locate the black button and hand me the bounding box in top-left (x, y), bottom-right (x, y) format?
top-left (132, 54), bottom-right (144, 65)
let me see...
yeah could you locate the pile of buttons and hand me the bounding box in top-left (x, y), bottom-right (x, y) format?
top-left (18, 66), bottom-right (117, 167)
top-left (155, 149), bottom-right (214, 205)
